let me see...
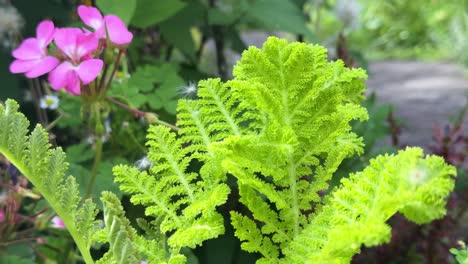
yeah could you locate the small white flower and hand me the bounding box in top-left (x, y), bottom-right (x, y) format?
top-left (114, 71), bottom-right (130, 84)
top-left (177, 81), bottom-right (198, 98)
top-left (104, 118), bottom-right (112, 134)
top-left (86, 135), bottom-right (95, 145)
top-left (135, 156), bottom-right (152, 171)
top-left (39, 95), bottom-right (59, 110)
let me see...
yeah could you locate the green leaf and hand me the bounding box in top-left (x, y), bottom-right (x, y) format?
top-left (109, 82), bottom-right (147, 108)
top-left (208, 9), bottom-right (238, 26)
top-left (246, 0), bottom-right (314, 40)
top-left (66, 143), bottom-right (94, 164)
top-left (159, 2), bottom-right (205, 61)
top-left (0, 254), bottom-right (32, 264)
top-left (124, 64), bottom-right (183, 113)
top-left (70, 160), bottom-right (124, 203)
top-left (96, 0), bottom-right (137, 24)
top-left (57, 93), bottom-right (82, 129)
top-left (131, 0), bottom-right (187, 28)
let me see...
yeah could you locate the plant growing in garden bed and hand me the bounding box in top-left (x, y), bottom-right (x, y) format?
top-left (0, 5), bottom-right (458, 264)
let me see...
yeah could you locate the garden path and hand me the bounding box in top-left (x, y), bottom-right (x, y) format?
top-left (366, 61), bottom-right (468, 148)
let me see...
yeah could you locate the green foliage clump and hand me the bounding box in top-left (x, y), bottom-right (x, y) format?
top-left (0, 37), bottom-right (457, 264)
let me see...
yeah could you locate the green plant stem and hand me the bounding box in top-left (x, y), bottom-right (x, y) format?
top-left (106, 96), bottom-right (145, 116)
top-left (85, 134), bottom-right (103, 198)
top-left (102, 50), bottom-right (124, 95)
top-left (98, 63), bottom-right (109, 91)
top-left (105, 96), bottom-right (180, 131)
top-left (45, 113), bottom-right (63, 131)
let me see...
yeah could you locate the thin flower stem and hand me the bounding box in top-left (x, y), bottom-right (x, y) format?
top-left (98, 62), bottom-right (109, 91)
top-left (85, 134), bottom-right (102, 198)
top-left (45, 113), bottom-right (63, 131)
top-left (0, 237), bottom-right (39, 247)
top-left (105, 96), bottom-right (180, 131)
top-left (85, 106), bottom-right (103, 198)
top-left (31, 78), bottom-right (48, 126)
top-left (155, 119), bottom-right (180, 131)
top-left (103, 50), bottom-right (124, 94)
top-left (105, 96), bottom-right (146, 116)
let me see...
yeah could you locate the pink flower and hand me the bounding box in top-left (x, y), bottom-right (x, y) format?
top-left (0, 208), bottom-right (4, 223)
top-left (78, 5), bottom-right (133, 46)
top-left (48, 28), bottom-right (103, 95)
top-left (9, 20), bottom-right (59, 78)
top-left (50, 216), bottom-right (65, 228)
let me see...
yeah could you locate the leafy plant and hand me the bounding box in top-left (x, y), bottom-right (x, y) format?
top-left (451, 241), bottom-right (468, 264)
top-left (0, 37), bottom-right (457, 263)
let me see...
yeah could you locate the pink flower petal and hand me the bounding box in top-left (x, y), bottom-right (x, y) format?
top-left (0, 209), bottom-right (4, 223)
top-left (36, 20), bottom-right (55, 48)
top-left (77, 59), bottom-right (103, 84)
top-left (12, 38), bottom-right (43, 60)
top-left (54, 28), bottom-right (81, 59)
top-left (50, 216), bottom-right (65, 228)
top-left (78, 5), bottom-right (104, 32)
top-left (104, 15), bottom-right (133, 45)
top-left (49, 61), bottom-right (75, 90)
top-left (66, 73), bottom-right (81, 95)
top-left (25, 56), bottom-right (59, 78)
top-left (76, 32), bottom-right (99, 58)
top-left (54, 28), bottom-right (98, 61)
top-left (9, 59), bottom-right (37, 74)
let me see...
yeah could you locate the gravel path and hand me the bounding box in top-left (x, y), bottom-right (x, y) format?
top-left (366, 60), bottom-right (468, 148)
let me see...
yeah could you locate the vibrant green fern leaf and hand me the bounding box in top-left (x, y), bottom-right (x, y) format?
top-left (282, 148), bottom-right (456, 263)
top-left (99, 191), bottom-right (141, 264)
top-left (0, 99), bottom-right (98, 264)
top-left (113, 125), bottom-right (230, 255)
top-left (202, 37), bottom-right (368, 262)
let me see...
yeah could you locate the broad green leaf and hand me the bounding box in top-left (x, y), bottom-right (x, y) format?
top-left (246, 0), bottom-right (314, 40)
top-left (70, 161), bottom-right (124, 203)
top-left (109, 82), bottom-right (147, 108)
top-left (96, 0), bottom-right (137, 24)
top-left (0, 255), bottom-right (32, 264)
top-left (66, 143), bottom-right (94, 164)
top-left (159, 2), bottom-right (205, 61)
top-left (131, 0), bottom-right (186, 28)
top-left (208, 9), bottom-right (238, 25)
top-left (57, 94), bottom-right (82, 129)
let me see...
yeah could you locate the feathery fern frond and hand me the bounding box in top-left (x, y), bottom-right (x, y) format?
top-left (206, 37), bottom-right (369, 262)
top-left (283, 148), bottom-right (456, 263)
top-left (113, 125), bottom-right (230, 255)
top-left (0, 100), bottom-right (98, 264)
top-left (98, 191), bottom-right (141, 264)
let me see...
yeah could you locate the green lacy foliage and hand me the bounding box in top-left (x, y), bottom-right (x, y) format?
top-left (0, 100), bottom-right (98, 264)
top-left (96, 191), bottom-right (141, 264)
top-left (0, 37), bottom-right (457, 264)
top-left (114, 37), bottom-right (456, 263)
top-left (451, 242), bottom-right (468, 264)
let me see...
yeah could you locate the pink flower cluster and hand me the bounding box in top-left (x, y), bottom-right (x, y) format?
top-left (9, 5), bottom-right (132, 95)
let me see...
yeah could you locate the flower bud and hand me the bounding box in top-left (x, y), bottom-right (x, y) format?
top-left (143, 112), bottom-right (158, 124)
